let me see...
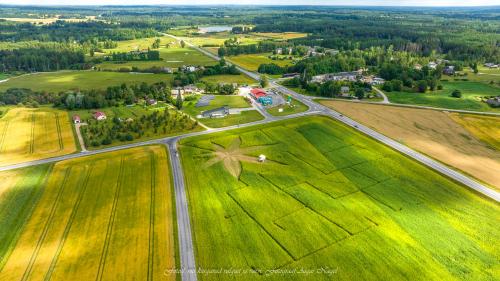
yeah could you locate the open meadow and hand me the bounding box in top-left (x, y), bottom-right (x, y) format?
top-left (0, 71), bottom-right (173, 92)
top-left (227, 53), bottom-right (294, 72)
top-left (267, 97), bottom-right (308, 116)
top-left (384, 81), bottom-right (500, 112)
top-left (0, 146), bottom-right (176, 281)
top-left (250, 32), bottom-right (308, 40)
top-left (0, 107), bottom-right (77, 166)
top-left (200, 74), bottom-right (255, 85)
top-left (319, 100), bottom-right (500, 189)
top-left (179, 115), bottom-right (500, 281)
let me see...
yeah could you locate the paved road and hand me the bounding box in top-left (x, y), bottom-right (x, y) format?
top-left (372, 87), bottom-right (390, 103)
top-left (1, 33), bottom-right (499, 281)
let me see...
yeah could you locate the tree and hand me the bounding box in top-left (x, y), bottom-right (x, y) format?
top-left (180, 40), bottom-right (186, 48)
top-left (451, 89), bottom-right (462, 98)
top-left (260, 76), bottom-right (269, 88)
top-left (152, 38), bottom-right (161, 49)
top-left (175, 92), bottom-right (183, 110)
top-left (355, 88), bottom-right (365, 100)
top-left (416, 80), bottom-right (428, 93)
top-left (391, 79), bottom-right (403, 91)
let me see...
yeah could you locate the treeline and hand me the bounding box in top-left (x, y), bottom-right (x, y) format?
top-left (173, 60), bottom-right (239, 87)
top-left (218, 41), bottom-right (286, 57)
top-left (104, 50), bottom-right (160, 61)
top-left (0, 82), bottom-right (171, 109)
top-left (378, 63), bottom-right (443, 93)
top-left (0, 48), bottom-right (85, 72)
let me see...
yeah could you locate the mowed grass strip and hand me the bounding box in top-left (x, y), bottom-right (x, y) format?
top-left (0, 146), bottom-right (176, 281)
top-left (319, 100), bottom-right (500, 190)
top-left (179, 116), bottom-right (500, 281)
top-left (0, 71), bottom-right (173, 92)
top-left (0, 107), bottom-right (77, 166)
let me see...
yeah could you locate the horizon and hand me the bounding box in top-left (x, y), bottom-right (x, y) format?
top-left (1, 1), bottom-right (499, 7)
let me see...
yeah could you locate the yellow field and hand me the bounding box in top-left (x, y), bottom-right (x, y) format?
top-left (227, 53), bottom-right (294, 71)
top-left (450, 113), bottom-right (500, 151)
top-left (320, 100), bottom-right (500, 189)
top-left (0, 16), bottom-right (96, 24)
top-left (0, 108), bottom-right (77, 166)
top-left (250, 32), bottom-right (308, 40)
top-left (0, 146), bottom-right (176, 281)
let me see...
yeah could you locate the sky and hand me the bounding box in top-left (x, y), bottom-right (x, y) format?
top-left (0, 0), bottom-right (499, 6)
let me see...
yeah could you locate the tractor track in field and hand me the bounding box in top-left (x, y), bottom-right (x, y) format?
top-left (147, 153), bottom-right (156, 281)
top-left (55, 113), bottom-right (64, 150)
top-left (44, 165), bottom-right (93, 281)
top-left (29, 113), bottom-right (35, 154)
top-left (95, 157), bottom-right (124, 281)
top-left (21, 167), bottom-right (72, 281)
top-left (0, 119), bottom-right (10, 153)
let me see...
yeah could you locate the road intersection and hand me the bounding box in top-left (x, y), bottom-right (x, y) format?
top-left (1, 34), bottom-right (499, 281)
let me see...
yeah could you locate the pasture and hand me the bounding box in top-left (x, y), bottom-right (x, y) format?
top-left (319, 100), bottom-right (500, 189)
top-left (227, 53), bottom-right (294, 71)
top-left (0, 107), bottom-right (77, 166)
top-left (0, 71), bottom-right (173, 92)
top-left (384, 81), bottom-right (500, 112)
top-left (179, 116), bottom-right (499, 280)
top-left (0, 146), bottom-right (176, 281)
top-left (200, 74), bottom-right (255, 85)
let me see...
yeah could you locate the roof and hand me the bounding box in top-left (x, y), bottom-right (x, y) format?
top-left (94, 111), bottom-right (106, 117)
top-left (250, 88), bottom-right (267, 98)
top-left (72, 115), bottom-right (81, 120)
top-left (202, 106), bottom-right (229, 115)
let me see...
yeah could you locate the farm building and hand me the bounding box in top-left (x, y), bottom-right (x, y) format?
top-left (201, 106), bottom-right (230, 118)
top-left (72, 115), bottom-right (81, 124)
top-left (93, 111), bottom-right (107, 121)
top-left (486, 97), bottom-right (500, 107)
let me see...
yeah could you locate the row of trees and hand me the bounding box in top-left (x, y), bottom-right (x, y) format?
top-left (104, 50), bottom-right (160, 61)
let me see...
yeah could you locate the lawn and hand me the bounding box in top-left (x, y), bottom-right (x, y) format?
top-left (267, 97), bottom-right (309, 116)
top-left (319, 100), bottom-right (500, 190)
top-left (0, 107), bottom-right (77, 166)
top-left (200, 74), bottom-right (255, 85)
top-left (179, 115), bottom-right (499, 280)
top-left (0, 146), bottom-right (176, 281)
top-left (227, 53), bottom-right (294, 72)
top-left (182, 95), bottom-right (263, 128)
top-left (384, 81), bottom-right (500, 112)
top-left (0, 71), bottom-right (173, 92)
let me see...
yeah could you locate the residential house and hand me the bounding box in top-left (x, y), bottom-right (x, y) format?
top-left (486, 96), bottom-right (500, 107)
top-left (72, 115), bottom-right (81, 124)
top-left (443, 66), bottom-right (455, 75)
top-left (428, 62), bottom-right (438, 69)
top-left (147, 99), bottom-right (157, 106)
top-left (93, 111), bottom-right (107, 121)
top-left (485, 63), bottom-right (499, 69)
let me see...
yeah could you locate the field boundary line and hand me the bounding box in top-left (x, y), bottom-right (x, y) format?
top-left (0, 165), bottom-right (53, 273)
top-left (43, 165), bottom-right (94, 281)
top-left (226, 191), bottom-right (296, 261)
top-left (21, 167), bottom-right (72, 281)
top-left (95, 157), bottom-right (124, 281)
top-left (147, 152), bottom-right (156, 281)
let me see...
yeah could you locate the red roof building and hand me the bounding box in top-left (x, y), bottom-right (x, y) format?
top-left (72, 115), bottom-right (81, 124)
top-left (93, 111), bottom-right (107, 121)
top-left (250, 88), bottom-right (267, 99)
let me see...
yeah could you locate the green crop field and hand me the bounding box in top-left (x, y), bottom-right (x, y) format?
top-left (0, 71), bottom-right (173, 92)
top-left (200, 74), bottom-right (255, 85)
top-left (179, 116), bottom-right (499, 281)
top-left (384, 81), bottom-right (500, 112)
top-left (227, 53), bottom-right (294, 72)
top-left (0, 146), bottom-right (176, 281)
top-left (0, 107), bottom-right (77, 166)
top-left (267, 97), bottom-right (308, 116)
top-left (182, 95), bottom-right (263, 128)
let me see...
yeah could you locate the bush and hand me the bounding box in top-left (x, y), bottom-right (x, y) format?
top-left (437, 85), bottom-right (443, 90)
top-left (451, 89), bottom-right (462, 98)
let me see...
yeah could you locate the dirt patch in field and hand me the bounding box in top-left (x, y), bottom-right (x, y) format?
top-left (320, 100), bottom-right (500, 190)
